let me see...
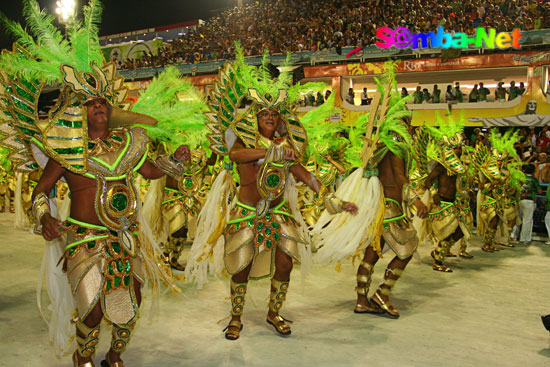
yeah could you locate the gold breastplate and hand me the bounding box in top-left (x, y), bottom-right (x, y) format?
top-left (85, 128), bottom-right (149, 240)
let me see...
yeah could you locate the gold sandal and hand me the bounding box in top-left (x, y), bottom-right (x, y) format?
top-left (431, 251), bottom-right (453, 272)
top-left (100, 356), bottom-right (125, 367)
top-left (73, 352), bottom-right (95, 367)
top-left (458, 251), bottom-right (474, 259)
top-left (354, 299), bottom-right (383, 314)
top-left (223, 320), bottom-right (243, 340)
top-left (371, 291), bottom-right (400, 319)
top-left (266, 314), bottom-right (292, 336)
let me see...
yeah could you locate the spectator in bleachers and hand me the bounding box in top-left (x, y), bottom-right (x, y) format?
top-left (413, 86), bottom-right (423, 104)
top-left (508, 81), bottom-right (521, 101)
top-left (445, 85), bottom-right (453, 103)
top-left (316, 92), bottom-right (325, 106)
top-left (469, 84), bottom-right (479, 102)
top-left (346, 87), bottom-right (355, 105)
top-left (432, 84), bottom-right (441, 103)
top-left (116, 0), bottom-right (550, 70)
top-left (519, 163), bottom-right (539, 244)
top-left (478, 82), bottom-right (490, 102)
top-left (453, 82), bottom-right (463, 103)
top-left (519, 82), bottom-right (526, 96)
top-left (495, 82), bottom-right (507, 101)
top-left (325, 89), bottom-right (331, 101)
top-left (539, 155), bottom-right (550, 183)
top-left (422, 88), bottom-right (431, 103)
top-left (361, 88), bottom-right (369, 105)
top-left (401, 87), bottom-right (409, 99)
top-left (545, 184), bottom-right (550, 244)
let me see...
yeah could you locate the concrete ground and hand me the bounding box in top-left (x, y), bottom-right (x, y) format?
top-left (0, 211), bottom-right (549, 367)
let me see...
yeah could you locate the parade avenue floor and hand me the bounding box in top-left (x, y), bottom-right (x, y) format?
top-left (0, 211), bottom-right (549, 367)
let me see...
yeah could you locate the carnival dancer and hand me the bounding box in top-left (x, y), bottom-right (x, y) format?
top-left (453, 147), bottom-right (476, 258)
top-left (0, 2), bottom-right (196, 366)
top-left (474, 130), bottom-right (521, 253)
top-left (184, 44), bottom-right (357, 340)
top-left (132, 67), bottom-right (210, 272)
top-left (422, 118), bottom-right (468, 272)
top-left (313, 65), bottom-right (428, 318)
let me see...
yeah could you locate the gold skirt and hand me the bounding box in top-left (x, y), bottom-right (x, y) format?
top-left (381, 199), bottom-right (419, 260)
top-left (223, 200), bottom-right (304, 280)
top-left (61, 218), bottom-right (144, 325)
top-left (429, 201), bottom-right (460, 241)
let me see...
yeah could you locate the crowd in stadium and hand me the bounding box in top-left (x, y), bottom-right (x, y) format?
top-left (119, 0), bottom-right (550, 70)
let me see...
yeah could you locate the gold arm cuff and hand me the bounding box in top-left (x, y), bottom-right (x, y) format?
top-left (32, 192), bottom-right (50, 234)
top-left (153, 154), bottom-right (185, 179)
top-left (324, 193), bottom-right (343, 215)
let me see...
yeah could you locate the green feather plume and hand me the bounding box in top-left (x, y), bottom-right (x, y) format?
top-left (301, 93), bottom-right (345, 162)
top-left (0, 0), bottom-right (104, 85)
top-left (489, 129), bottom-right (519, 158)
top-left (425, 110), bottom-right (465, 141)
top-left (132, 66), bottom-right (209, 151)
top-left (233, 41), bottom-right (326, 106)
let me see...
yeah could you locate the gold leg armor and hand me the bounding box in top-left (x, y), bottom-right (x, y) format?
top-left (354, 261), bottom-right (381, 314)
top-left (230, 280), bottom-right (247, 316)
top-left (75, 321), bottom-right (101, 359)
top-left (371, 267), bottom-right (403, 318)
top-left (224, 280), bottom-right (247, 340)
top-left (110, 321), bottom-right (135, 355)
top-left (268, 278), bottom-right (290, 314)
top-left (482, 227), bottom-right (497, 252)
top-left (431, 240), bottom-right (453, 272)
top-left (266, 278), bottom-right (292, 336)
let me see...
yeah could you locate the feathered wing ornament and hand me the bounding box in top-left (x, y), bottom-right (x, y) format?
top-left (313, 62), bottom-right (412, 264)
top-left (132, 66), bottom-right (209, 151)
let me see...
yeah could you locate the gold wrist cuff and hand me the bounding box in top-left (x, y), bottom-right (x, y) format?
top-left (325, 193), bottom-right (343, 215)
top-left (265, 143), bottom-right (284, 163)
top-left (32, 192), bottom-right (50, 234)
top-left (154, 154), bottom-right (185, 178)
top-left (402, 183), bottom-right (419, 206)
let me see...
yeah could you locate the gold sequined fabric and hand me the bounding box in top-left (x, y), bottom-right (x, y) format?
top-left (381, 200), bottom-right (419, 260)
top-left (63, 221), bottom-right (144, 325)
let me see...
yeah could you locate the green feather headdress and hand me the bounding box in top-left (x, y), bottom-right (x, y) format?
top-left (490, 129), bottom-right (519, 159)
top-left (234, 42), bottom-right (327, 110)
top-left (132, 67), bottom-right (209, 151)
top-left (0, 0), bottom-right (103, 86)
top-left (374, 62), bottom-right (412, 159)
top-left (425, 110), bottom-right (465, 145)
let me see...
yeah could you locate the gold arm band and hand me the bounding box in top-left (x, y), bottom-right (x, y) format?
top-left (153, 154), bottom-right (185, 179)
top-left (324, 193), bottom-right (343, 215)
top-left (32, 192), bottom-right (50, 234)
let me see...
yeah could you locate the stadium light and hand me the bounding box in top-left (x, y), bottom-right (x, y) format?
top-left (55, 0), bottom-right (76, 23)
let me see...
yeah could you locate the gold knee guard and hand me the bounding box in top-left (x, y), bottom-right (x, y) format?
top-left (230, 280), bottom-right (247, 316)
top-left (355, 261), bottom-right (374, 296)
top-left (269, 279), bottom-right (289, 314)
top-left (110, 321), bottom-right (135, 354)
top-left (75, 321), bottom-right (101, 359)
